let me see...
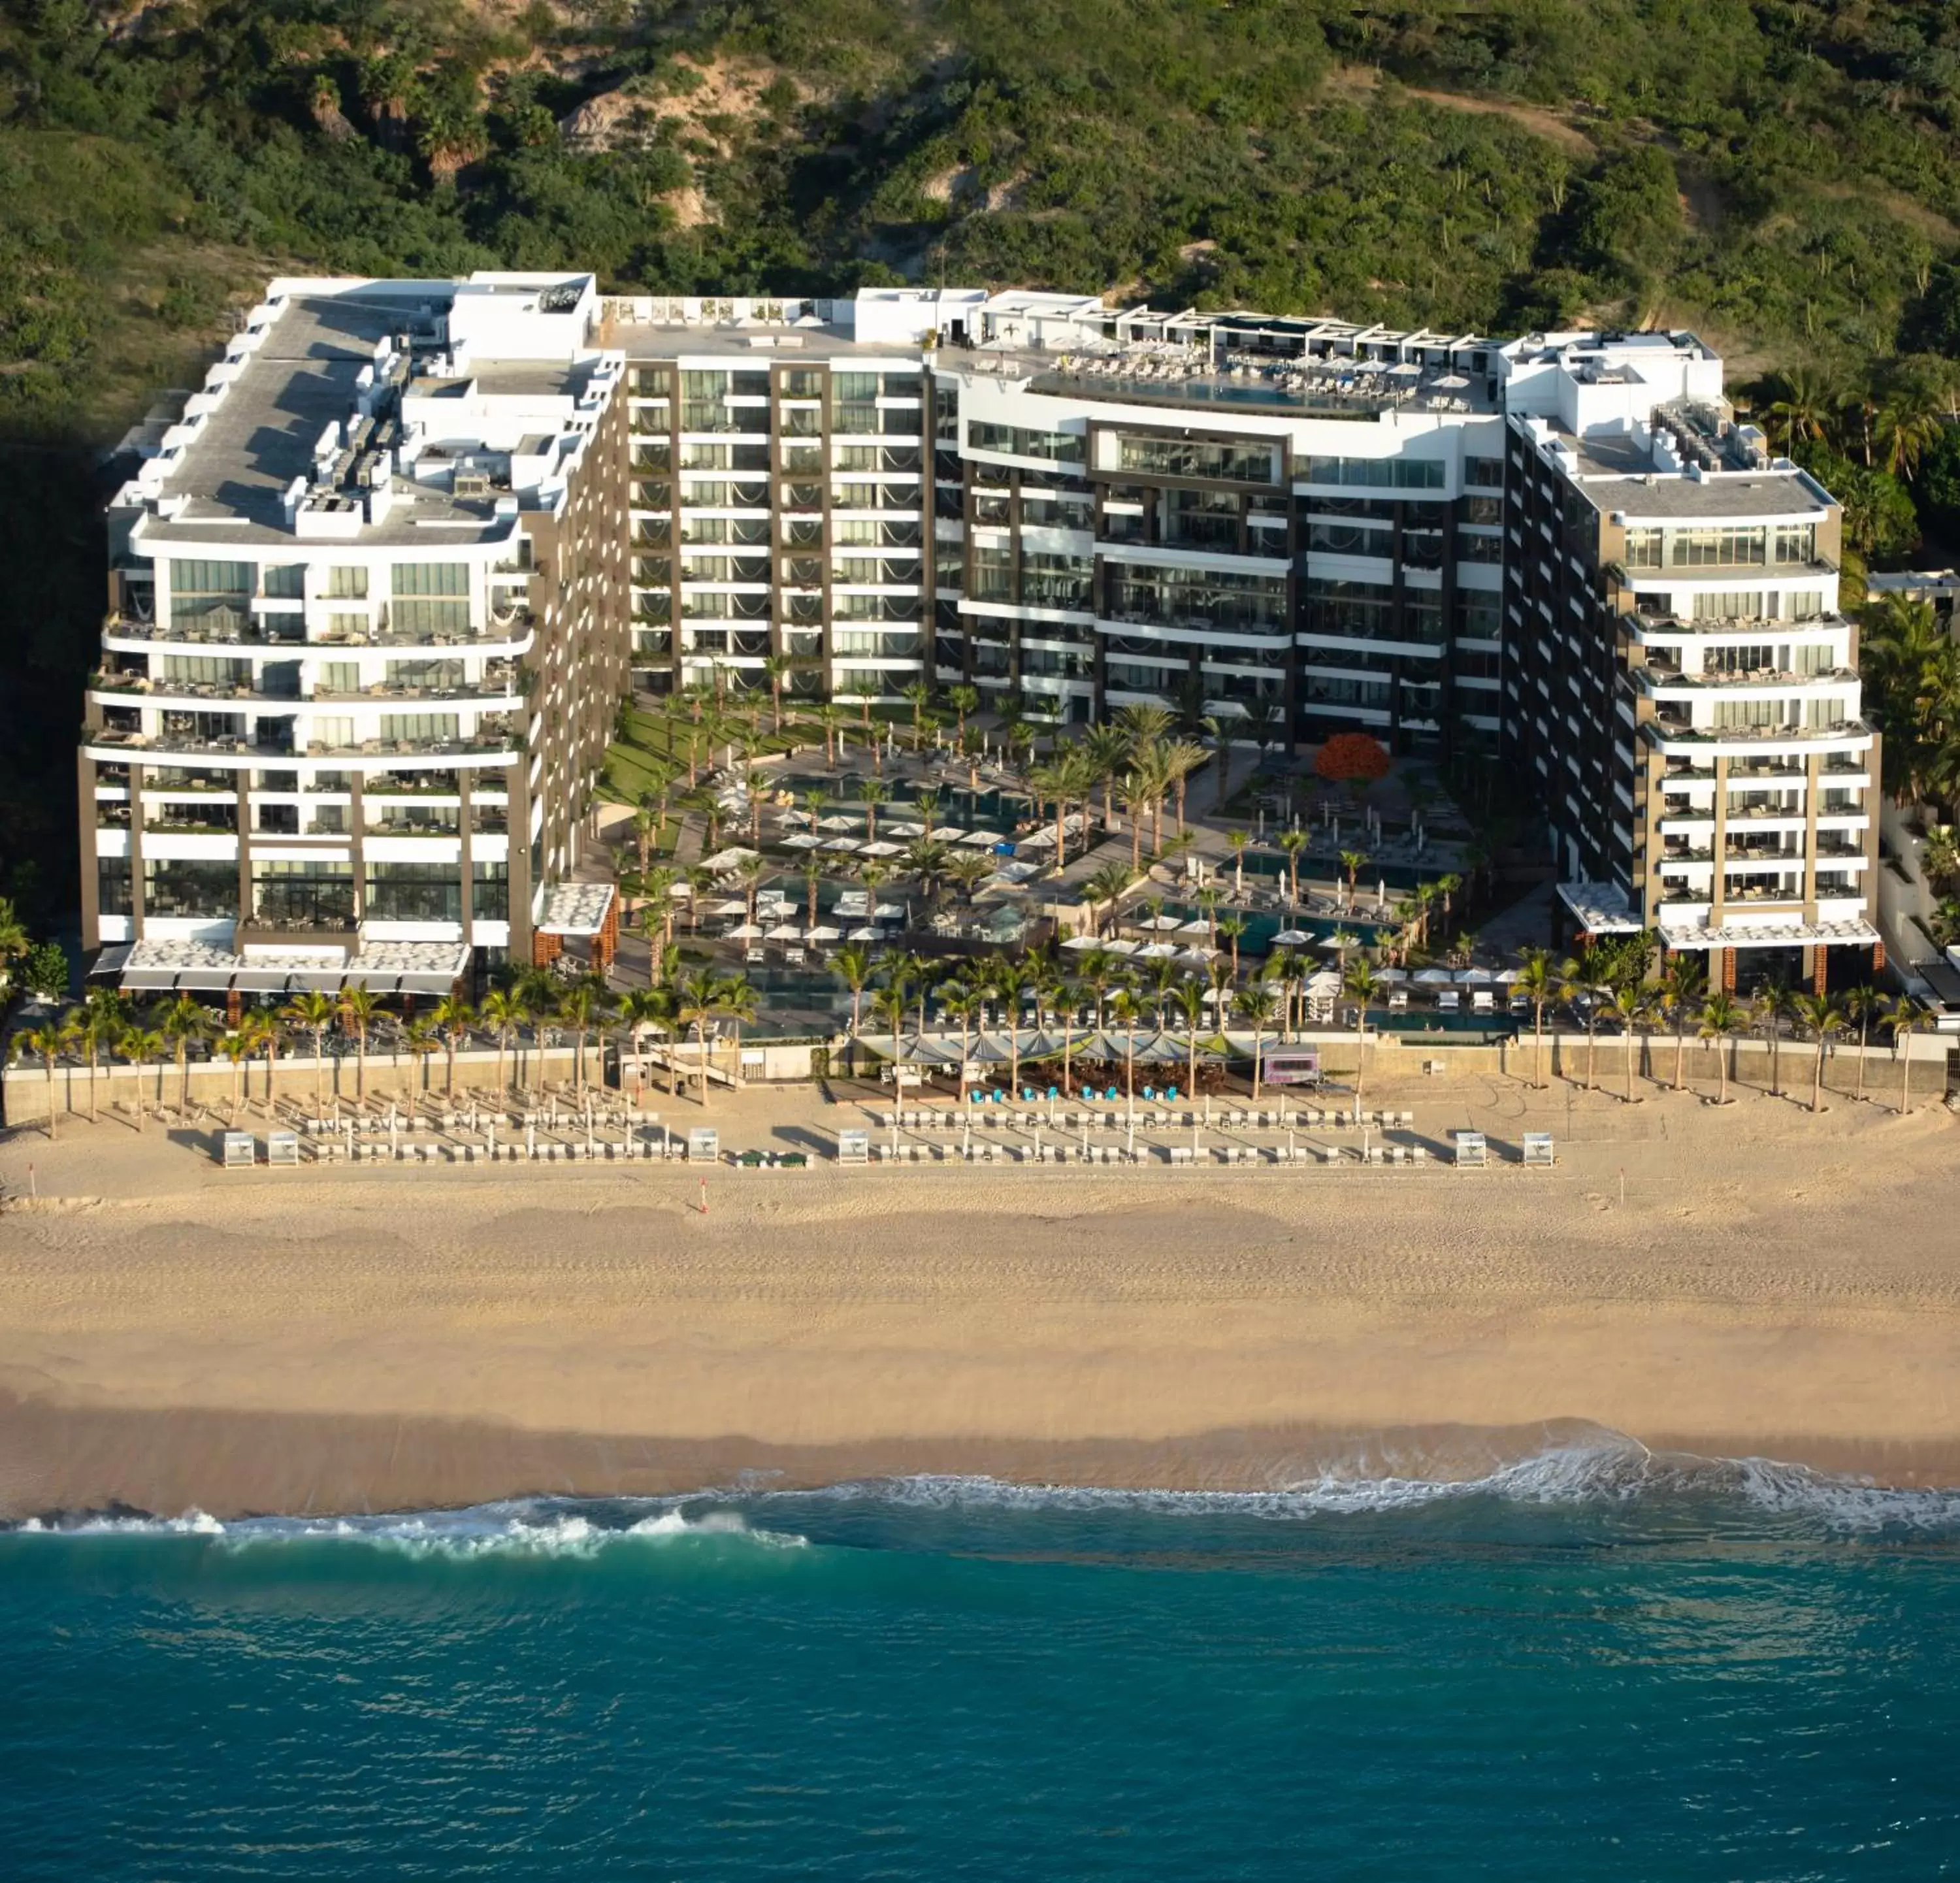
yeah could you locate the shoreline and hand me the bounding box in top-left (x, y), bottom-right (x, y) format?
top-left (7, 1394), bottom-right (1960, 1528)
top-left (4, 1079), bottom-right (1959, 1520)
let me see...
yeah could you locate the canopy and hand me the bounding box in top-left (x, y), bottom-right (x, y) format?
top-left (1177, 919), bottom-right (1211, 937)
top-left (808, 924), bottom-right (841, 942)
top-left (858, 840), bottom-right (904, 857)
top-left (705, 898), bottom-right (748, 917)
top-left (872, 902), bottom-right (906, 919)
top-left (701, 847), bottom-right (756, 872)
top-left (1135, 942), bottom-right (1180, 960)
top-left (1320, 934), bottom-right (1356, 951)
top-left (960, 829), bottom-right (1005, 846)
top-left (846, 925), bottom-right (881, 941)
top-left (1413, 967), bottom-right (1455, 985)
top-left (1062, 934), bottom-right (1102, 951)
top-left (1456, 966), bottom-right (1495, 984)
top-left (1271, 929), bottom-right (1312, 945)
top-left (1102, 938), bottom-right (1140, 956)
top-left (1306, 970), bottom-right (1343, 994)
top-left (763, 923), bottom-right (802, 940)
top-left (820, 836), bottom-right (862, 852)
top-left (781, 832), bottom-right (821, 849)
top-left (928, 826), bottom-right (965, 842)
top-left (1375, 966), bottom-right (1409, 983)
top-left (1495, 967), bottom-right (1522, 984)
top-left (726, 922), bottom-right (764, 939)
top-left (817, 814), bottom-right (858, 832)
top-left (884, 821), bottom-right (926, 839)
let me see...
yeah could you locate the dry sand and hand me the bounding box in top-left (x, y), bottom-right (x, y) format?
top-left (1, 1072), bottom-right (1957, 1518)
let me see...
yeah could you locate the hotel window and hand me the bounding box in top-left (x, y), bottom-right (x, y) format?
top-left (1624, 529), bottom-right (1665, 570)
top-left (1691, 590), bottom-right (1765, 619)
top-left (391, 563), bottom-right (471, 635)
top-left (367, 860), bottom-right (462, 923)
top-left (97, 857), bottom-right (133, 917)
top-left (1771, 523), bottom-right (1817, 565)
top-left (1302, 456), bottom-right (1445, 489)
top-left (1668, 527), bottom-right (1768, 568)
top-left (317, 662), bottom-right (361, 693)
top-left (970, 420), bottom-right (1085, 466)
top-left (252, 860), bottom-right (354, 925)
top-left (472, 860), bottom-right (510, 921)
top-left (142, 857), bottom-right (240, 919)
top-left (379, 712), bottom-right (461, 744)
top-left (325, 567), bottom-right (368, 600)
top-left (1465, 455), bottom-right (1504, 487)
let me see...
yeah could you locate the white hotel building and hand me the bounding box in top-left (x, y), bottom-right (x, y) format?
top-left (79, 276), bottom-right (1880, 995)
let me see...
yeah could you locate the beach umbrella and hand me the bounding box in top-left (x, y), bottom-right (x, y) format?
top-left (1175, 947), bottom-right (1213, 966)
top-left (701, 846), bottom-right (756, 872)
top-left (777, 808), bottom-right (814, 826)
top-left (1177, 919), bottom-right (1211, 937)
top-left (885, 821), bottom-right (926, 839)
top-left (1457, 966), bottom-right (1495, 985)
top-left (960, 829), bottom-right (1005, 846)
top-left (821, 836), bottom-right (862, 852)
top-left (1062, 934), bottom-right (1102, 951)
top-left (1413, 967), bottom-right (1454, 985)
top-left (1385, 361), bottom-right (1421, 378)
top-left (1307, 970), bottom-right (1341, 994)
top-left (1494, 966), bottom-right (1522, 985)
top-left (817, 814), bottom-right (858, 831)
top-left (1271, 928), bottom-right (1312, 945)
top-left (764, 923), bottom-right (802, 940)
top-left (727, 922), bottom-right (764, 939)
top-left (928, 826), bottom-right (965, 842)
top-left (872, 902), bottom-right (906, 919)
top-left (1136, 942), bottom-right (1179, 960)
top-left (706, 898), bottom-right (748, 916)
top-left (1376, 966), bottom-right (1409, 983)
top-left (858, 840), bottom-right (904, 857)
top-left (808, 924), bottom-right (841, 942)
top-left (1103, 938), bottom-right (1141, 956)
top-left (847, 925), bottom-right (880, 941)
top-left (1435, 372), bottom-right (1470, 389)
top-left (781, 832), bottom-right (822, 849)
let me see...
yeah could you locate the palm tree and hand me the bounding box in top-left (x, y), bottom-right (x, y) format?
top-left (1233, 983), bottom-right (1277, 1101)
top-left (1842, 984), bottom-right (1882, 1102)
top-left (1277, 829), bottom-right (1309, 907)
top-left (674, 969), bottom-right (727, 1106)
top-left (1107, 987), bottom-right (1145, 1104)
top-left (1754, 977), bottom-right (1794, 1097)
top-left (1791, 992), bottom-right (1846, 1113)
top-left (947, 683), bottom-right (980, 751)
top-left (1081, 722), bottom-right (1130, 828)
top-left (1514, 948), bottom-right (1557, 1089)
top-left (79, 986), bottom-right (125, 1123)
top-left (159, 993), bottom-right (212, 1119)
top-left (0, 894), bottom-right (29, 990)
top-left (870, 983), bottom-right (908, 1090)
top-left (1605, 984), bottom-right (1650, 1103)
top-left (834, 943), bottom-right (874, 1041)
top-left (431, 994), bottom-right (474, 1101)
top-left (860, 777), bottom-right (889, 845)
top-left (1162, 740), bottom-right (1207, 834)
top-left (992, 961), bottom-right (1030, 1094)
top-left (1884, 994), bottom-right (1927, 1113)
top-left (1084, 860), bottom-right (1134, 936)
top-left (615, 987), bottom-right (673, 1100)
top-left (1337, 849), bottom-right (1369, 913)
top-left (902, 679), bottom-right (934, 749)
top-left (239, 1009), bottom-right (280, 1112)
top-left (16, 1021), bottom-right (66, 1138)
top-left (337, 987), bottom-right (384, 1104)
top-left (1343, 960), bottom-right (1381, 1106)
top-left (1217, 914), bottom-right (1247, 980)
top-left (281, 989), bottom-right (338, 1117)
top-left (1169, 978), bottom-right (1208, 1097)
top-left (120, 1023), bottom-right (166, 1130)
top-left (557, 979), bottom-right (613, 1100)
top-left (1697, 992), bottom-right (1742, 1104)
top-left (479, 987), bottom-right (521, 1096)
top-left (218, 1032), bottom-right (252, 1124)
top-left (762, 653), bottom-right (793, 732)
top-left (399, 1015), bottom-right (438, 1095)
top-left (1659, 955), bottom-right (1705, 1091)
top-left (1565, 951), bottom-right (1610, 1091)
top-left (1226, 829), bottom-right (1252, 899)
top-left (717, 974), bottom-right (759, 1088)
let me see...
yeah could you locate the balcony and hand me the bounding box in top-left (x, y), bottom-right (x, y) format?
top-left (302, 719), bottom-right (519, 761)
top-left (235, 916), bottom-right (358, 957)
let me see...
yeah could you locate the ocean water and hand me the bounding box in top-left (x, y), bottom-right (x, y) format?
top-left (6, 1448), bottom-right (1960, 1880)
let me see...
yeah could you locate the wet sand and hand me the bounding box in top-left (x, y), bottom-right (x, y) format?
top-left (2, 1077), bottom-right (1957, 1518)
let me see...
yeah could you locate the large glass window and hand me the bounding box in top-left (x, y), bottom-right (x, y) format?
top-left (325, 567), bottom-right (368, 599)
top-left (968, 421), bottom-right (1085, 465)
top-left (391, 563), bottom-right (469, 596)
top-left (1302, 456), bottom-right (1445, 489)
top-left (367, 861), bottom-right (462, 923)
top-left (143, 858), bottom-right (240, 920)
top-left (1118, 436), bottom-right (1273, 483)
top-left (1109, 562), bottom-right (1287, 634)
top-left (472, 861), bottom-right (508, 922)
top-left (252, 860), bottom-right (353, 925)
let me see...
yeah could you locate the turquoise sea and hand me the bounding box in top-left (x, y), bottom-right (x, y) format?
top-left (5, 1452), bottom-right (1960, 1879)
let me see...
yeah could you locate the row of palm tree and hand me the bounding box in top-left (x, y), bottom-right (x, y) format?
top-left (11, 966), bottom-right (774, 1137)
top-left (1505, 947), bottom-right (1929, 1112)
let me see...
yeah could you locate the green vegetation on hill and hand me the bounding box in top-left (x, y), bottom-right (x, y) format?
top-left (5, 0), bottom-right (1960, 919)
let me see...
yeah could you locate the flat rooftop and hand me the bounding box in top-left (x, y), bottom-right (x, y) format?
top-left (1578, 470), bottom-right (1829, 522)
top-left (150, 292), bottom-right (421, 537)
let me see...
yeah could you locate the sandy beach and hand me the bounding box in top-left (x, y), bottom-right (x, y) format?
top-left (1, 1071), bottom-right (1957, 1519)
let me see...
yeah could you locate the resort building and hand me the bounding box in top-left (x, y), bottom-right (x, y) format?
top-left (82, 272), bottom-right (630, 994)
top-left (76, 274), bottom-right (1882, 995)
top-left (1501, 332), bottom-right (1879, 989)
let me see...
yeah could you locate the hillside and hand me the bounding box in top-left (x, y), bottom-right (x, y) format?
top-left (4, 0), bottom-right (1960, 915)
